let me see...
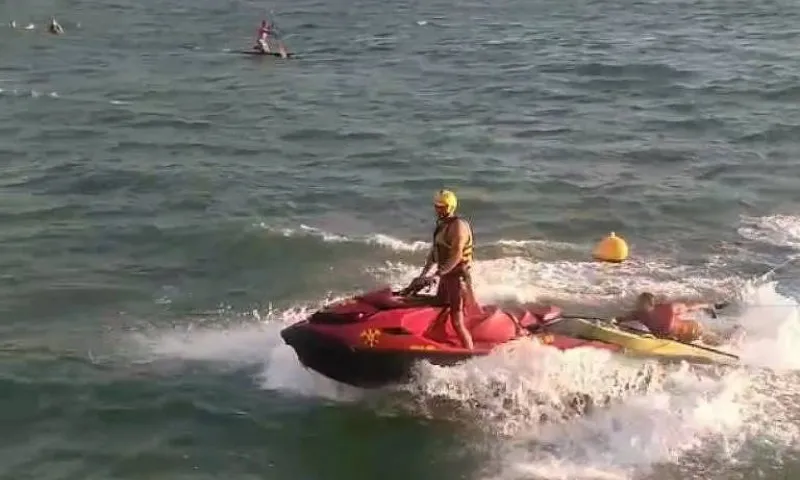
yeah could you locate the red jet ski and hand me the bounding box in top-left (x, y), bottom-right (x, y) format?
top-left (280, 286), bottom-right (621, 388)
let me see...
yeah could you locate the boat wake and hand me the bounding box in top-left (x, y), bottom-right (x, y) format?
top-left (122, 276), bottom-right (800, 479)
top-left (119, 213), bottom-right (800, 479)
top-left (380, 342), bottom-right (670, 435)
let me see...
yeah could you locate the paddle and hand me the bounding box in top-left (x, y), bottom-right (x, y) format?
top-left (266, 9), bottom-right (291, 49)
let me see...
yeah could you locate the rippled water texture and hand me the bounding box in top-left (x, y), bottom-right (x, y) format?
top-left (1, 0), bottom-right (800, 478)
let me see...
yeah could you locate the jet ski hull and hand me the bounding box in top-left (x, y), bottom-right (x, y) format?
top-left (279, 287), bottom-right (622, 388)
top-left (280, 322), bottom-right (476, 388)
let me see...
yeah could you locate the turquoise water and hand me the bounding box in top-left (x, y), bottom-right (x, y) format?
top-left (2, 0), bottom-right (800, 478)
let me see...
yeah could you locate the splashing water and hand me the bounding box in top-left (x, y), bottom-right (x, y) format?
top-left (123, 282), bottom-right (800, 479)
top-left (389, 339), bottom-right (667, 437)
top-left (122, 214), bottom-right (800, 478)
top-left (125, 300), bottom-right (367, 402)
top-left (467, 281), bottom-right (800, 480)
top-left (738, 214), bottom-right (800, 250)
top-left (732, 281), bottom-right (800, 371)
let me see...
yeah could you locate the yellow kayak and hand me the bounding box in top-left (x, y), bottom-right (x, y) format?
top-left (545, 317), bottom-right (740, 366)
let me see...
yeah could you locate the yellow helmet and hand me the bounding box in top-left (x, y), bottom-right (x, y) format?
top-left (433, 189), bottom-right (457, 215)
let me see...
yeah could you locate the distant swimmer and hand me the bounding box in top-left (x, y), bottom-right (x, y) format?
top-left (48, 17), bottom-right (64, 35)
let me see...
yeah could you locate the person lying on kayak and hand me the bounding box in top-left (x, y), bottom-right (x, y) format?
top-left (617, 292), bottom-right (726, 345)
top-left (406, 189), bottom-right (478, 350)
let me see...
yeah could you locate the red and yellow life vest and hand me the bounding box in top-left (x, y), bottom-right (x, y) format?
top-left (432, 216), bottom-right (473, 275)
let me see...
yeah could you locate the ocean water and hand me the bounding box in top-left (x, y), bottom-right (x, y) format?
top-left (1, 0), bottom-right (800, 478)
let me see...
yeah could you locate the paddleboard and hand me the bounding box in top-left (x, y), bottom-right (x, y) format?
top-left (238, 50), bottom-right (295, 58)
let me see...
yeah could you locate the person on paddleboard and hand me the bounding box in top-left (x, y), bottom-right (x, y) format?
top-left (406, 189), bottom-right (479, 350)
top-left (254, 19), bottom-right (274, 53)
top-left (617, 292), bottom-right (728, 345)
top-left (48, 17), bottom-right (64, 35)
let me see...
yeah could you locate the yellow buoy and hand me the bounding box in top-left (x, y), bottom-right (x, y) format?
top-left (593, 232), bottom-right (629, 263)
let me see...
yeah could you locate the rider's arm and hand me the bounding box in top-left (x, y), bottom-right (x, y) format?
top-left (419, 249), bottom-right (435, 277)
top-left (684, 302), bottom-right (713, 312)
top-left (434, 220), bottom-right (469, 277)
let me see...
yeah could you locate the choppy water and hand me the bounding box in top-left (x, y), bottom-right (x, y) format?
top-left (2, 0), bottom-right (800, 478)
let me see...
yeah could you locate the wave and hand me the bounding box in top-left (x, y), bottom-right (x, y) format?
top-left (738, 214), bottom-right (800, 250)
top-left (0, 87), bottom-right (59, 99)
top-left (0, 84), bottom-right (131, 106)
top-left (259, 222), bottom-right (429, 252)
top-left (257, 222), bottom-right (601, 255)
top-left (481, 281), bottom-right (800, 480)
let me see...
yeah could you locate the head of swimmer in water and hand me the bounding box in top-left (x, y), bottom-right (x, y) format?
top-left (634, 292), bottom-right (656, 312)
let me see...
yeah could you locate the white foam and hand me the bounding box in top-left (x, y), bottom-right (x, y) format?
top-left (470, 282), bottom-right (800, 480)
top-left (494, 239), bottom-right (577, 249)
top-left (738, 214), bottom-right (800, 249)
top-left (399, 339), bottom-right (666, 437)
top-left (259, 223), bottom-right (581, 254)
top-left (731, 281), bottom-right (800, 371)
top-left (0, 86), bottom-right (59, 99)
top-left (129, 322), bottom-right (282, 365)
top-left (488, 366), bottom-right (752, 480)
top-left (256, 333), bottom-right (365, 402)
top-left (125, 299), bottom-right (365, 402)
top-left (259, 222), bottom-right (429, 252)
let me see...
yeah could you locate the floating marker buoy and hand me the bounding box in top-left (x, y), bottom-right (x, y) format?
top-left (593, 232), bottom-right (629, 263)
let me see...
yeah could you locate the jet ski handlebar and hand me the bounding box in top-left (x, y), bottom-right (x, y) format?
top-left (395, 276), bottom-right (436, 297)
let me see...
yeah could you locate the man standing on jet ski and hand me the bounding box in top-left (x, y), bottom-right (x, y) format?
top-left (406, 189), bottom-right (479, 350)
top-left (617, 292), bottom-right (729, 345)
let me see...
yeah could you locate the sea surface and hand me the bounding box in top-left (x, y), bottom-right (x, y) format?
top-left (2, 0), bottom-right (800, 478)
